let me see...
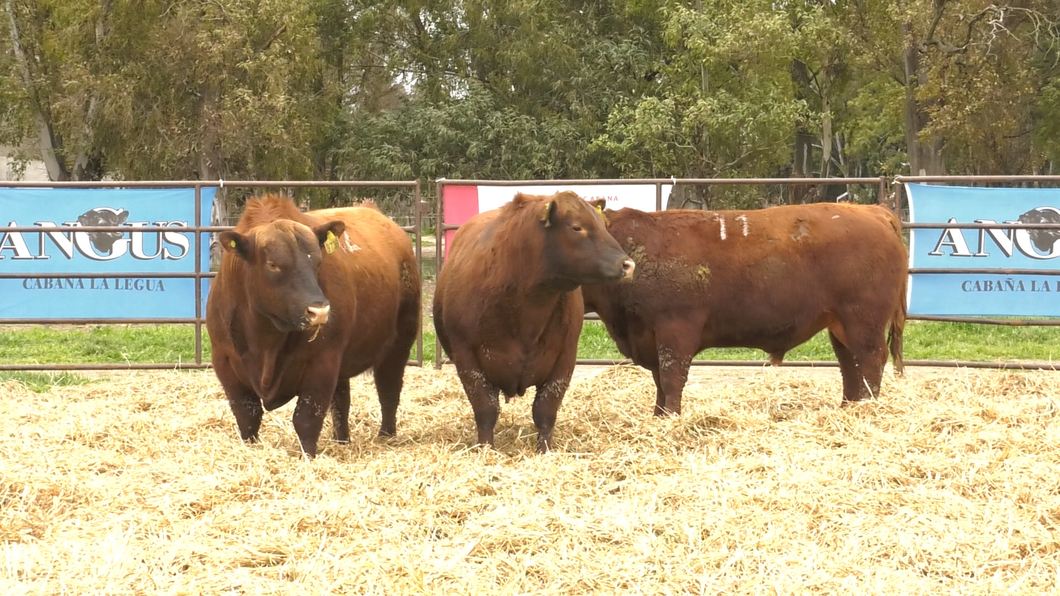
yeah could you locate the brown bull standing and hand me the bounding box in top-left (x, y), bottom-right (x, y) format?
top-left (207, 196), bottom-right (420, 457)
top-left (434, 191), bottom-right (635, 452)
top-left (582, 202), bottom-right (908, 415)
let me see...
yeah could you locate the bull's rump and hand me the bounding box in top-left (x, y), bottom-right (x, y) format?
top-left (600, 203), bottom-right (907, 351)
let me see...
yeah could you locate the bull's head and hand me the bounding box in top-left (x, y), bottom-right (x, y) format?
top-left (77, 208), bottom-right (129, 254)
top-left (1018, 207), bottom-right (1060, 253)
top-left (219, 219), bottom-right (345, 333)
top-left (535, 191), bottom-right (634, 290)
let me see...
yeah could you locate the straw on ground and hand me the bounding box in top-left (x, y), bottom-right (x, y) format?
top-left (2, 365), bottom-right (1060, 594)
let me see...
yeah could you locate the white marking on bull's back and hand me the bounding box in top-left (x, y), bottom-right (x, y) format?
top-left (714, 213), bottom-right (727, 240)
top-left (832, 215), bottom-right (840, 219)
top-left (735, 214), bottom-right (749, 236)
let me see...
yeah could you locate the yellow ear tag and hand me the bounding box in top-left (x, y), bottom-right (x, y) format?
top-left (229, 240), bottom-right (237, 248)
top-left (595, 204), bottom-right (603, 213)
top-left (324, 230), bottom-right (338, 254)
top-left (542, 201), bottom-right (553, 226)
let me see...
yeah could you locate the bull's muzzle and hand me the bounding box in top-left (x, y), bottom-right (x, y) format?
top-left (305, 303), bottom-right (331, 327)
top-left (621, 259), bottom-right (636, 279)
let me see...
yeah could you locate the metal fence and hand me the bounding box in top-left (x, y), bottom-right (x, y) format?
top-left (432, 176), bottom-right (1060, 371)
top-left (892, 175), bottom-right (1060, 370)
top-left (6, 175), bottom-right (1060, 373)
top-left (0, 180), bottom-right (426, 371)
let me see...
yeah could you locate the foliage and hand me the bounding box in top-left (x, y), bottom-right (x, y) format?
top-left (1, 0), bottom-right (1058, 195)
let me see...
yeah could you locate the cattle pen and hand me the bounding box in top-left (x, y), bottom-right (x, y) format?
top-left (4, 176), bottom-right (1060, 373)
top-left (4, 176), bottom-right (1060, 593)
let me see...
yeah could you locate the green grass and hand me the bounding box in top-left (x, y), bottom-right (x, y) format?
top-left (1, 320), bottom-right (1058, 377)
top-left (0, 371), bottom-right (98, 393)
top-left (0, 325), bottom-right (206, 365)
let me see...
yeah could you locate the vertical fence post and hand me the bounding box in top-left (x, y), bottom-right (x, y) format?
top-left (194, 183), bottom-right (203, 367)
top-left (414, 181), bottom-right (424, 366)
top-left (878, 177), bottom-right (887, 208)
top-left (894, 180), bottom-right (905, 222)
top-left (655, 181), bottom-right (663, 211)
top-left (434, 179), bottom-right (446, 369)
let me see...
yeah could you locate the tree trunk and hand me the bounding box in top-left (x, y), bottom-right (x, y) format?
top-left (70, 0), bottom-right (112, 181)
top-left (790, 59), bottom-right (814, 204)
top-left (6, 0), bottom-right (67, 181)
top-left (902, 21), bottom-right (946, 176)
top-left (199, 82), bottom-right (228, 267)
top-left (818, 73), bottom-right (832, 200)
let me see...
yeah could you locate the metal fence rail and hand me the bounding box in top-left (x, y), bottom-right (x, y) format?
top-left (5, 175), bottom-right (1060, 374)
top-left (0, 180), bottom-right (425, 371)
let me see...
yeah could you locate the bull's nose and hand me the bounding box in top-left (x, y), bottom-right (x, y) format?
top-left (305, 303), bottom-right (330, 326)
top-left (621, 259), bottom-right (636, 279)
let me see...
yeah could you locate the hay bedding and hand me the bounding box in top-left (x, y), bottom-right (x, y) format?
top-left (2, 365), bottom-right (1060, 595)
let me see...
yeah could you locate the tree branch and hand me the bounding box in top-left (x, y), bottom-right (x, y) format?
top-left (252, 23), bottom-right (286, 59)
top-left (920, 6), bottom-right (993, 55)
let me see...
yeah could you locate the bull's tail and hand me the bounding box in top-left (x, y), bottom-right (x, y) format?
top-left (888, 284), bottom-right (906, 375)
top-left (884, 206), bottom-right (907, 376)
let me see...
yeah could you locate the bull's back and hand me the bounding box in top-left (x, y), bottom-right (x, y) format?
top-left (434, 210), bottom-right (501, 330)
top-left (310, 206), bottom-right (420, 368)
top-left (603, 204), bottom-right (906, 347)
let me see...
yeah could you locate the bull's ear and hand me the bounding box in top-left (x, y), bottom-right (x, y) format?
top-left (588, 199), bottom-right (607, 213)
top-left (540, 200), bottom-right (557, 227)
top-left (219, 231), bottom-right (251, 260)
top-left (313, 221), bottom-right (346, 253)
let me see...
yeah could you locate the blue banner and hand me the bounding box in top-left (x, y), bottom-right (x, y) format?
top-left (907, 183), bottom-right (1060, 317)
top-left (0, 187), bottom-right (215, 319)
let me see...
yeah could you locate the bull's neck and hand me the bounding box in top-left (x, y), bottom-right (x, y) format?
top-left (242, 311), bottom-right (298, 400)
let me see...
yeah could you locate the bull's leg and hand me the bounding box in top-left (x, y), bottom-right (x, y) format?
top-left (293, 360), bottom-right (341, 458)
top-left (532, 378), bottom-right (571, 453)
top-left (373, 348), bottom-right (409, 438)
top-left (373, 291), bottom-right (420, 437)
top-left (651, 369), bottom-right (667, 417)
top-left (654, 321), bottom-right (697, 415)
top-left (456, 365), bottom-right (501, 448)
top-left (828, 330), bottom-right (863, 402)
top-left (215, 360), bottom-right (263, 443)
top-left (830, 323), bottom-right (888, 402)
top-left (330, 378), bottom-right (351, 444)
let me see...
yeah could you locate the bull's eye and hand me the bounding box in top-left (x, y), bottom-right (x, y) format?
top-left (266, 261), bottom-right (281, 272)
top-left (571, 224), bottom-right (584, 233)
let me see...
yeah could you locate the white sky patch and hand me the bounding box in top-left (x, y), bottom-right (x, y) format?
top-left (476, 184), bottom-right (674, 214)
